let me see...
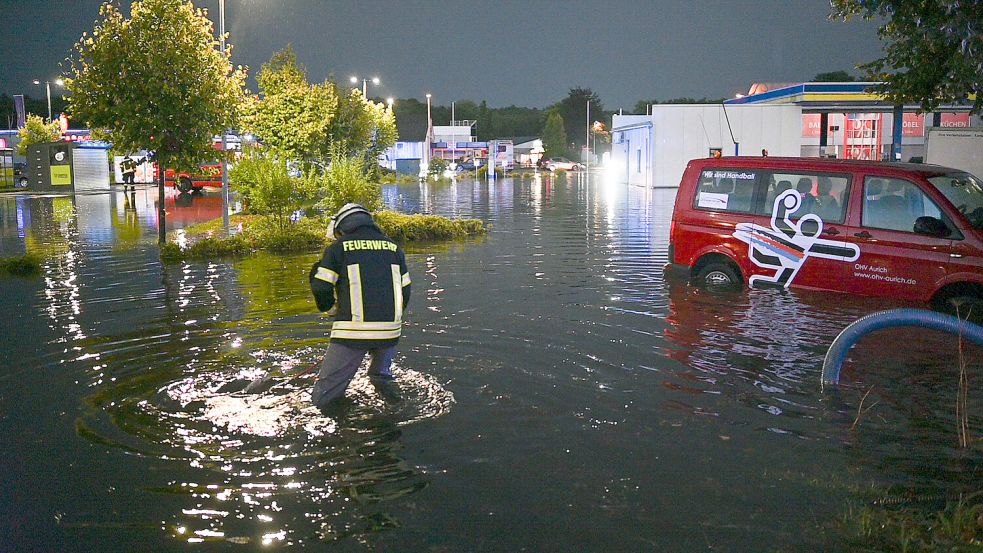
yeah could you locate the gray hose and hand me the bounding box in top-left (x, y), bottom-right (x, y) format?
top-left (822, 308), bottom-right (983, 388)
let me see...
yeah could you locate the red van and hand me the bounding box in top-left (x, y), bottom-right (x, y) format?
top-left (668, 157), bottom-right (983, 314)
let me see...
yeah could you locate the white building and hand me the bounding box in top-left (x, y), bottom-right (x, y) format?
top-left (611, 104), bottom-right (801, 187)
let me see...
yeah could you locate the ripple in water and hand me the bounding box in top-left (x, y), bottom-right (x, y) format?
top-left (75, 350), bottom-right (453, 546)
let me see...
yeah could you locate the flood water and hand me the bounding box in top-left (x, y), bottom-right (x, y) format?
top-left (1, 175), bottom-right (981, 552)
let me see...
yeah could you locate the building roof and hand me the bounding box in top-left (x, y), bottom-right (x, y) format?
top-left (726, 82), bottom-right (975, 113)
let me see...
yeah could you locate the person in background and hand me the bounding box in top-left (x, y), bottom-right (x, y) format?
top-left (308, 204), bottom-right (411, 410)
top-left (120, 155), bottom-right (138, 190)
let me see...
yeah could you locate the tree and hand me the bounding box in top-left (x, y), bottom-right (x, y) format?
top-left (325, 87), bottom-right (396, 162)
top-left (67, 0), bottom-right (246, 243)
top-left (16, 115), bottom-right (61, 156)
top-left (241, 46), bottom-right (336, 163)
top-left (66, 0), bottom-right (247, 169)
top-left (830, 0), bottom-right (983, 113)
top-left (812, 70), bottom-right (856, 82)
top-left (555, 88), bottom-right (604, 149)
top-left (542, 109), bottom-right (567, 158)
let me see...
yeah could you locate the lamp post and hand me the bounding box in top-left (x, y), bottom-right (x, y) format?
top-left (219, 0), bottom-right (230, 235)
top-left (423, 93), bottom-right (432, 178)
top-left (32, 78), bottom-right (64, 121)
top-left (350, 76), bottom-right (380, 98)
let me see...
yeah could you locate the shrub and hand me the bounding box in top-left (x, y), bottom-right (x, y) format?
top-left (476, 165), bottom-right (505, 178)
top-left (0, 253), bottom-right (43, 276)
top-left (319, 149), bottom-right (382, 214)
top-left (428, 158), bottom-right (449, 177)
top-left (229, 154), bottom-right (300, 229)
top-left (374, 210), bottom-right (486, 242)
top-left (16, 115), bottom-right (61, 156)
top-left (161, 211), bottom-right (486, 262)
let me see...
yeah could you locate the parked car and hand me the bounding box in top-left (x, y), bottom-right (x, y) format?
top-left (543, 157), bottom-right (582, 172)
top-left (667, 156), bottom-right (983, 315)
top-left (163, 163), bottom-right (223, 194)
top-left (455, 158), bottom-right (483, 172)
top-left (13, 162), bottom-right (28, 187)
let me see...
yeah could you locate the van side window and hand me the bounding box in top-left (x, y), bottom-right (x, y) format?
top-left (693, 169), bottom-right (757, 213)
top-left (759, 172), bottom-right (849, 223)
top-left (862, 177), bottom-right (943, 233)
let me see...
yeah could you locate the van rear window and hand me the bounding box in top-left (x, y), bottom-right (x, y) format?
top-left (693, 167), bottom-right (850, 224)
top-left (694, 169), bottom-right (757, 213)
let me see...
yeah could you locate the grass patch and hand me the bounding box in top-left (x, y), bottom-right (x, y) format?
top-left (842, 495), bottom-right (983, 552)
top-left (0, 253), bottom-right (42, 276)
top-left (162, 211), bottom-right (486, 262)
top-left (374, 210), bottom-right (486, 242)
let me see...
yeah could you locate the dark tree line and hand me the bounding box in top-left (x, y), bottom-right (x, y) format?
top-left (0, 94), bottom-right (69, 129)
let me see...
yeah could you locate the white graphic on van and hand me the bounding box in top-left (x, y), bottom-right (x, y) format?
top-left (733, 190), bottom-right (860, 289)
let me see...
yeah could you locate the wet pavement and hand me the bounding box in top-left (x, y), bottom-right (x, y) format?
top-left (1, 177), bottom-right (981, 551)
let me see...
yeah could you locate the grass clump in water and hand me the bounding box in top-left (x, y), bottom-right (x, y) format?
top-left (374, 210), bottom-right (486, 242)
top-left (162, 211), bottom-right (485, 261)
top-left (842, 494), bottom-right (983, 552)
top-left (0, 253), bottom-right (42, 276)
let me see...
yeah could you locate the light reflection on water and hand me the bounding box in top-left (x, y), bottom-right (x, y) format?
top-left (1, 179), bottom-right (981, 551)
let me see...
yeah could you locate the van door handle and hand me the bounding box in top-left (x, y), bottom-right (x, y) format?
top-left (854, 231), bottom-right (872, 239)
top-left (824, 227), bottom-right (840, 236)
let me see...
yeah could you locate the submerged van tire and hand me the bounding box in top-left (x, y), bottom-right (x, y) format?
top-left (696, 262), bottom-right (741, 289)
top-left (177, 176), bottom-right (194, 194)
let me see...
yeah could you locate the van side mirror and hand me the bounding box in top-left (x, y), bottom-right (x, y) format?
top-left (913, 216), bottom-right (951, 238)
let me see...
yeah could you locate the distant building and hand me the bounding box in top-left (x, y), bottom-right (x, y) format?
top-left (611, 81), bottom-right (980, 187)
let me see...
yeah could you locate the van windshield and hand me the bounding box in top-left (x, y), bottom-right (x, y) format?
top-left (928, 172), bottom-right (983, 231)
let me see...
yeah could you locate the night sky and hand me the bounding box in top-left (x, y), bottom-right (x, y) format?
top-left (0, 0), bottom-right (884, 110)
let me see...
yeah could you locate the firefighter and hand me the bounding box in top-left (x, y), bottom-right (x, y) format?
top-left (309, 203), bottom-right (411, 409)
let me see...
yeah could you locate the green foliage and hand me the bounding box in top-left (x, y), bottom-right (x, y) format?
top-left (373, 211), bottom-right (486, 242)
top-left (318, 148), bottom-right (382, 214)
top-left (241, 46), bottom-right (336, 163)
top-left (16, 115), bottom-right (61, 156)
top-left (632, 97), bottom-right (728, 113)
top-left (392, 98), bottom-right (543, 145)
top-left (813, 70), bottom-right (857, 82)
top-left (542, 109), bottom-right (568, 158)
top-left (843, 497), bottom-right (983, 552)
top-left (0, 253), bottom-right (42, 276)
top-left (227, 153), bottom-right (300, 229)
top-left (427, 157), bottom-right (449, 176)
top-left (553, 87), bottom-right (603, 149)
top-left (830, 0), bottom-right (983, 113)
top-left (326, 88), bottom-right (397, 162)
top-left (67, 0), bottom-right (246, 172)
top-left (476, 164), bottom-right (504, 178)
top-left (162, 211), bottom-right (486, 261)
top-left (0, 93), bottom-right (68, 123)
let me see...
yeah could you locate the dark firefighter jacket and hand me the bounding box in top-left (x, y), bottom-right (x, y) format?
top-left (309, 223), bottom-right (411, 350)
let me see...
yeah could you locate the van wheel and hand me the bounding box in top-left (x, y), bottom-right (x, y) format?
top-left (177, 176), bottom-right (193, 194)
top-left (695, 262), bottom-right (741, 289)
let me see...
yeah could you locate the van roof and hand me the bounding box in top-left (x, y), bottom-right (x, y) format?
top-left (699, 156), bottom-right (955, 175)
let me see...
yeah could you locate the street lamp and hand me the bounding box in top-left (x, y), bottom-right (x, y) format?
top-left (350, 75), bottom-right (380, 98)
top-left (32, 78), bottom-right (64, 121)
top-left (219, 0), bottom-right (230, 235)
top-left (422, 93), bottom-right (432, 178)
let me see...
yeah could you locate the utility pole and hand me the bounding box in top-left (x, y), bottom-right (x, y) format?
top-left (220, 0), bottom-right (230, 235)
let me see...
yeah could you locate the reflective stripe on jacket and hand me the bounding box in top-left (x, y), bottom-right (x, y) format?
top-left (310, 225), bottom-right (411, 350)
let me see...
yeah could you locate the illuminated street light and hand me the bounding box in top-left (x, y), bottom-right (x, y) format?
top-left (350, 75), bottom-right (380, 98)
top-left (32, 78), bottom-right (64, 121)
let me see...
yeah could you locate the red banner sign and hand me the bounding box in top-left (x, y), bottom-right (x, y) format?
top-left (902, 113), bottom-right (924, 137)
top-left (939, 112), bottom-right (970, 128)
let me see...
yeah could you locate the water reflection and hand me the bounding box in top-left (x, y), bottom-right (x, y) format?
top-left (1, 179), bottom-right (981, 551)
